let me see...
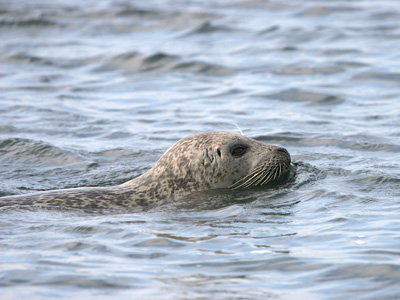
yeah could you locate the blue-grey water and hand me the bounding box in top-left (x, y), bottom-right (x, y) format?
top-left (1, 0), bottom-right (400, 299)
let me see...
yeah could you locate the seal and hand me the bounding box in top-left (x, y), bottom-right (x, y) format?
top-left (0, 131), bottom-right (291, 209)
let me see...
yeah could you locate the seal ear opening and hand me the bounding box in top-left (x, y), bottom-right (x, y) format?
top-left (217, 148), bottom-right (222, 157)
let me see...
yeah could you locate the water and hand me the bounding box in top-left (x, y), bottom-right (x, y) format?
top-left (1, 0), bottom-right (400, 299)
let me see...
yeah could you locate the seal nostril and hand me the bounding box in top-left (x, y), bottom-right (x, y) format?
top-left (217, 149), bottom-right (222, 157)
top-left (276, 147), bottom-right (289, 156)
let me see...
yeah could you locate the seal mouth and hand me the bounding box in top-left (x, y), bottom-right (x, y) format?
top-left (229, 156), bottom-right (291, 190)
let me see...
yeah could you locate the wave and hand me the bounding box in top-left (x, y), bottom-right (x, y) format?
top-left (0, 138), bottom-right (82, 166)
top-left (182, 21), bottom-right (233, 36)
top-left (256, 88), bottom-right (344, 106)
top-left (0, 17), bottom-right (59, 28)
top-left (96, 51), bottom-right (234, 75)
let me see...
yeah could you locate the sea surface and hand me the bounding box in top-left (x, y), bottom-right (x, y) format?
top-left (0, 0), bottom-right (400, 299)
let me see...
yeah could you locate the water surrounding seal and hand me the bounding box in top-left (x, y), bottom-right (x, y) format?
top-left (0, 131), bottom-right (291, 209)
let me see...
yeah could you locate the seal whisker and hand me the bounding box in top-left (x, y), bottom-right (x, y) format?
top-left (246, 172), bottom-right (264, 187)
top-left (259, 169), bottom-right (275, 185)
top-left (254, 167), bottom-right (273, 186)
top-left (231, 123), bottom-right (244, 136)
top-left (231, 164), bottom-right (278, 189)
top-left (230, 166), bottom-right (265, 189)
top-left (230, 176), bottom-right (254, 189)
top-left (273, 167), bottom-right (280, 180)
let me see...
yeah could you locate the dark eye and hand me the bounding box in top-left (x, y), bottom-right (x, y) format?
top-left (231, 145), bottom-right (247, 158)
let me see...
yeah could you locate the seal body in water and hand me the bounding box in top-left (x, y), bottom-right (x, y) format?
top-left (0, 131), bottom-right (291, 209)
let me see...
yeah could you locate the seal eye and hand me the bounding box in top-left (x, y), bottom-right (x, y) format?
top-left (230, 145), bottom-right (248, 158)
